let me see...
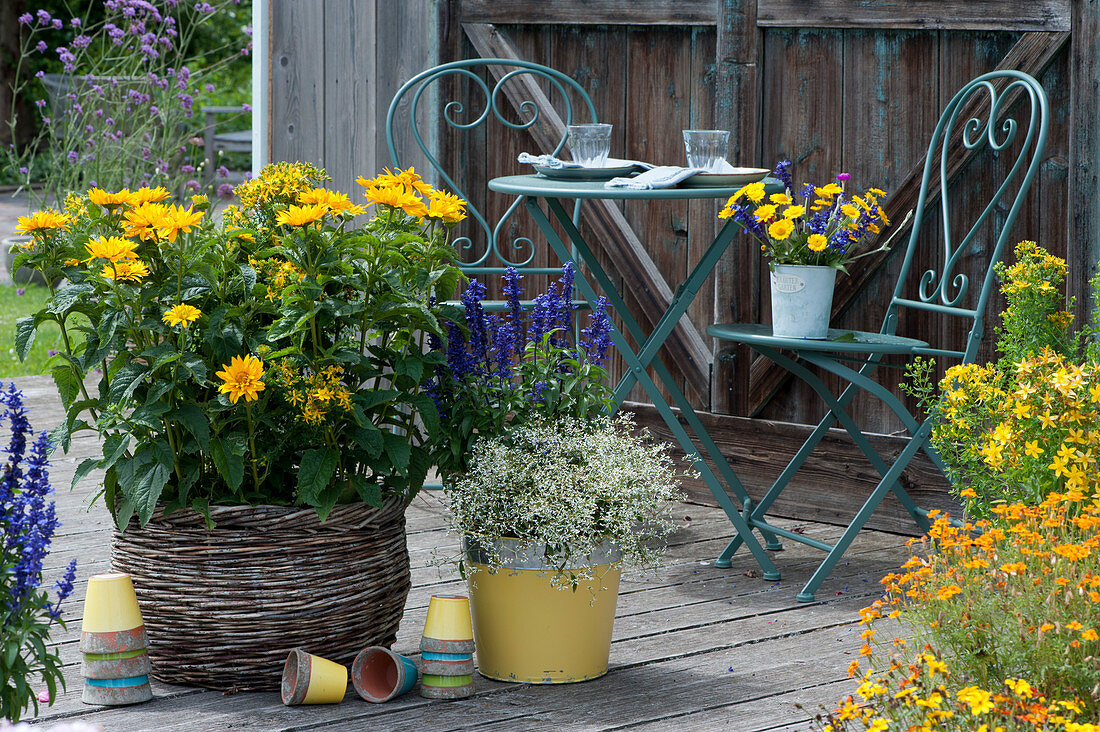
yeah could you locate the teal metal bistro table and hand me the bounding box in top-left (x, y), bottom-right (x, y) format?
top-left (488, 174), bottom-right (785, 583)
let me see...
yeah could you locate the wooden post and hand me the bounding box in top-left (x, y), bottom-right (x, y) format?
top-left (1070, 1), bottom-right (1100, 320)
top-left (713, 0), bottom-right (760, 415)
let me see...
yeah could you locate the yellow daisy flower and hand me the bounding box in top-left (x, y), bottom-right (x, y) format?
top-left (768, 218), bottom-right (794, 241)
top-left (84, 236), bottom-right (138, 264)
top-left (129, 186), bottom-right (171, 205)
top-left (100, 259), bottom-right (150, 283)
top-left (158, 204), bottom-right (204, 242)
top-left (15, 210), bottom-right (73, 235)
top-left (427, 189), bottom-right (467, 222)
top-left (123, 202), bottom-right (171, 242)
top-left (87, 188), bottom-right (132, 208)
top-left (275, 203), bottom-right (327, 227)
top-left (161, 303), bottom-right (202, 329)
top-left (807, 233), bottom-right (828, 252)
top-left (216, 354), bottom-right (266, 404)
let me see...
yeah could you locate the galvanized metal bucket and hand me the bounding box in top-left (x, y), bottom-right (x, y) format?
top-left (769, 264), bottom-right (837, 339)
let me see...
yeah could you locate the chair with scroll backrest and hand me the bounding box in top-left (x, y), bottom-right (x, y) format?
top-left (706, 70), bottom-right (1049, 601)
top-left (385, 58), bottom-right (599, 303)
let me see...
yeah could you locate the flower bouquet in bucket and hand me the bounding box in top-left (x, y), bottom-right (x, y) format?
top-left (718, 160), bottom-right (907, 338)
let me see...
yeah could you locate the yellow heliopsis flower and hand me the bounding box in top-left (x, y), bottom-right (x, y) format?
top-left (427, 189), bottom-right (467, 222)
top-left (123, 202), bottom-right (171, 242)
top-left (807, 233), bottom-right (828, 252)
top-left (364, 184), bottom-right (428, 217)
top-left (275, 203), bottom-right (327, 227)
top-left (769, 192), bottom-right (792, 205)
top-left (85, 236), bottom-right (138, 264)
top-left (298, 188), bottom-right (364, 216)
top-left (100, 259), bottom-right (150, 282)
top-left (216, 354), bottom-right (266, 404)
top-left (129, 186), bottom-right (171, 205)
top-left (158, 204), bottom-right (204, 242)
top-left (15, 209), bottom-right (73, 235)
top-left (768, 218), bottom-right (795, 241)
top-left (87, 188), bottom-right (132, 208)
top-left (161, 303), bottom-right (202, 329)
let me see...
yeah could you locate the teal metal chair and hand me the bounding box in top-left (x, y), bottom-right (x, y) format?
top-left (385, 58), bottom-right (599, 291)
top-left (706, 70), bottom-right (1049, 601)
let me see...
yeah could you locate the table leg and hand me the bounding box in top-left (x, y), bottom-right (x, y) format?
top-left (524, 198), bottom-right (781, 581)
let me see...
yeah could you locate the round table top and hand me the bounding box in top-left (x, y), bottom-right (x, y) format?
top-left (488, 174), bottom-right (783, 200)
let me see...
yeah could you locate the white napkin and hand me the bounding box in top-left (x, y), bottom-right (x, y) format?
top-left (517, 152), bottom-right (655, 171)
top-left (605, 160), bottom-right (740, 189)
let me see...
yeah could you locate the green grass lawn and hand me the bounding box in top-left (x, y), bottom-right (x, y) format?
top-left (0, 283), bottom-right (83, 378)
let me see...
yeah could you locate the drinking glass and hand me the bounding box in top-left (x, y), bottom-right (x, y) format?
top-left (567, 123), bottom-right (613, 167)
top-left (682, 129), bottom-right (730, 172)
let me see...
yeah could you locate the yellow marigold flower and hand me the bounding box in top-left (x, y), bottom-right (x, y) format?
top-left (769, 192), bottom-right (792, 205)
top-left (123, 202), bottom-right (170, 242)
top-left (866, 719), bottom-right (888, 732)
top-left (158, 204), bottom-right (204, 242)
top-left (86, 188), bottom-right (132, 208)
top-left (957, 686), bottom-right (995, 715)
top-left (15, 209), bottom-right (73, 235)
top-left (935, 584), bottom-right (962, 600)
top-left (768, 218), bottom-right (795, 241)
top-left (753, 204), bottom-right (777, 222)
top-left (427, 189), bottom-right (467, 222)
top-left (216, 354), bottom-right (266, 404)
top-left (129, 186), bottom-right (171, 205)
top-left (841, 203), bottom-right (860, 218)
top-left (1054, 543), bottom-right (1090, 561)
top-left (1082, 628), bottom-right (1098, 641)
top-left (783, 204), bottom-right (805, 219)
top-left (807, 233), bottom-right (828, 252)
top-left (275, 203), bottom-right (327, 227)
top-left (814, 182), bottom-right (843, 198)
top-left (161, 303), bottom-right (202, 328)
top-left (1004, 678), bottom-right (1032, 698)
top-left (1040, 623), bottom-right (1055, 633)
top-left (100, 259), bottom-right (149, 283)
top-left (85, 236), bottom-right (138, 264)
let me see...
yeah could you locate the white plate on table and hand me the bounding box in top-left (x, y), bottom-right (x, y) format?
top-left (680, 167), bottom-right (770, 188)
top-left (533, 158), bottom-right (643, 181)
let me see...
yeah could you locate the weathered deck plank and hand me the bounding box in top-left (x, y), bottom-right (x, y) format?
top-left (11, 374), bottom-right (910, 731)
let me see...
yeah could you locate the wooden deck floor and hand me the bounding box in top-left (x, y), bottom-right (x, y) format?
top-left (14, 374), bottom-right (911, 731)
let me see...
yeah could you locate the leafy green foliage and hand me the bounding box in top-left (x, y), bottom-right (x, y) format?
top-left (17, 162), bottom-right (463, 526)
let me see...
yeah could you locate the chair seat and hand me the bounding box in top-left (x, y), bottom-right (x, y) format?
top-left (212, 130), bottom-right (252, 152)
top-left (707, 322), bottom-right (928, 355)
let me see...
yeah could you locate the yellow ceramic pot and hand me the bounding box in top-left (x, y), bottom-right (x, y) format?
top-left (465, 537), bottom-right (621, 684)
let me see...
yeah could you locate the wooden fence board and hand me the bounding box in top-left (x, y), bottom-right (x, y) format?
top-left (460, 0), bottom-right (719, 26)
top-left (323, 0), bottom-right (376, 194)
top-left (269, 0), bottom-right (325, 168)
top-left (1069, 1), bottom-right (1100, 324)
top-left (757, 0), bottom-right (1071, 32)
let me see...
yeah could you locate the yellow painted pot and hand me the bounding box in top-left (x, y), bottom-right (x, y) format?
top-left (465, 537), bottom-right (621, 684)
top-left (281, 649), bottom-right (347, 705)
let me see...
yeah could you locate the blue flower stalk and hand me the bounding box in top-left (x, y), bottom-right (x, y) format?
top-left (0, 384), bottom-right (76, 722)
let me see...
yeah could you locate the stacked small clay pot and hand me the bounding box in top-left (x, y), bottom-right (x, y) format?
top-left (419, 595), bottom-right (474, 699)
top-left (80, 573), bottom-right (153, 705)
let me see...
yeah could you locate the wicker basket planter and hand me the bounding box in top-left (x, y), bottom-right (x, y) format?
top-left (111, 497), bottom-right (411, 691)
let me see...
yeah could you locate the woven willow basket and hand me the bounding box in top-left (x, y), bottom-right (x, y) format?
top-left (111, 497), bottom-right (411, 690)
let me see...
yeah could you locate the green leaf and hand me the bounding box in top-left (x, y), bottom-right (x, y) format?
top-left (15, 315), bottom-right (37, 361)
top-left (297, 448), bottom-right (339, 507)
top-left (180, 354), bottom-right (208, 382)
top-left (107, 362), bottom-right (149, 404)
top-left (238, 263), bottom-right (257, 294)
top-left (352, 421), bottom-right (384, 456)
top-left (46, 283), bottom-right (95, 315)
top-left (50, 365), bottom-right (81, 408)
top-left (210, 436), bottom-right (244, 492)
top-left (71, 458), bottom-right (100, 492)
top-left (408, 393), bottom-right (440, 435)
top-left (101, 433), bottom-right (131, 471)
top-left (351, 474), bottom-right (383, 507)
top-left (170, 403), bottom-right (210, 452)
top-left (382, 431), bottom-right (411, 473)
top-left (395, 356), bottom-right (423, 383)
